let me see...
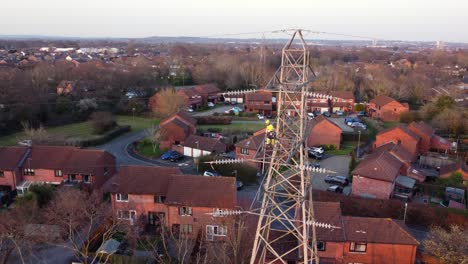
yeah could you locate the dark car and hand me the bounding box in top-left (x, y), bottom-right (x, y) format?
top-left (161, 150), bottom-right (177, 160)
top-left (357, 111), bottom-right (367, 117)
top-left (169, 152), bottom-right (184, 162)
top-left (236, 181), bottom-right (244, 190)
top-left (324, 175), bottom-right (349, 186)
top-left (326, 185), bottom-right (343, 193)
top-left (345, 117), bottom-right (360, 125)
top-left (0, 191), bottom-right (11, 207)
top-left (323, 111), bottom-right (331, 117)
top-left (308, 150), bottom-right (323, 160)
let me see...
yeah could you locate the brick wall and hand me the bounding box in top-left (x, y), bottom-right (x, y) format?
top-left (343, 242), bottom-right (417, 264)
top-left (0, 170), bottom-right (16, 190)
top-left (351, 176), bottom-right (394, 199)
top-left (307, 121), bottom-right (342, 150)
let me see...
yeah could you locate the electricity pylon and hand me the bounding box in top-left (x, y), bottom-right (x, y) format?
top-left (250, 30), bottom-right (319, 264)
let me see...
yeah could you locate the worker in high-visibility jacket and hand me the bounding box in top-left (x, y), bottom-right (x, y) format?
top-left (265, 119), bottom-right (276, 145)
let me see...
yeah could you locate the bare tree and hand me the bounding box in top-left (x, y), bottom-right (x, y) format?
top-left (423, 225), bottom-right (468, 264)
top-left (44, 188), bottom-right (129, 264)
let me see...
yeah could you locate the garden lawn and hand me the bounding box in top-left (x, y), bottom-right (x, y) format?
top-left (0, 115), bottom-right (158, 146)
top-left (136, 140), bottom-right (166, 158)
top-left (198, 122), bottom-right (264, 133)
top-left (327, 143), bottom-right (357, 156)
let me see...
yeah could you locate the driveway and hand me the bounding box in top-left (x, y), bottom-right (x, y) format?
top-left (328, 117), bottom-right (354, 133)
top-left (310, 155), bottom-right (351, 194)
top-left (192, 105), bottom-right (235, 117)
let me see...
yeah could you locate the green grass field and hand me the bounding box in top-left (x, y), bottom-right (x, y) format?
top-left (135, 140), bottom-right (166, 158)
top-left (0, 115), bottom-right (158, 146)
top-left (198, 122), bottom-right (264, 133)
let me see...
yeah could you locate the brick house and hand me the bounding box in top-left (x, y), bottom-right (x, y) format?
top-left (159, 111), bottom-right (197, 149)
top-left (439, 161), bottom-right (468, 184)
top-left (330, 91), bottom-right (355, 113)
top-left (266, 202), bottom-right (419, 264)
top-left (0, 147), bottom-right (29, 193)
top-left (182, 135), bottom-right (226, 158)
top-left (408, 121), bottom-right (452, 153)
top-left (194, 83), bottom-right (221, 104)
top-left (244, 91), bottom-right (273, 115)
top-left (368, 95), bottom-right (409, 122)
top-left (175, 88), bottom-right (202, 110)
top-left (307, 115), bottom-right (342, 149)
top-left (15, 145), bottom-right (116, 194)
top-left (235, 129), bottom-right (265, 169)
top-left (374, 142), bottom-right (414, 175)
top-left (307, 96), bottom-right (330, 113)
top-left (351, 151), bottom-right (403, 199)
top-left (104, 166), bottom-right (237, 241)
top-left (375, 126), bottom-right (421, 160)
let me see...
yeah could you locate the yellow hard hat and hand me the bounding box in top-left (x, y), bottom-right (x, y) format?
top-left (265, 120), bottom-right (270, 125)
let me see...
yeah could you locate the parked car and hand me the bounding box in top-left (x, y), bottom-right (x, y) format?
top-left (17, 139), bottom-right (32, 147)
top-left (350, 122), bottom-right (367, 130)
top-left (0, 191), bottom-right (11, 207)
top-left (345, 117), bottom-right (360, 125)
top-left (357, 111), bottom-right (367, 117)
top-left (326, 185), bottom-right (343, 193)
top-left (308, 146), bottom-right (324, 154)
top-left (323, 111), bottom-right (331, 117)
top-left (335, 110), bottom-right (344, 116)
top-left (324, 175), bottom-right (349, 186)
top-left (236, 181), bottom-right (244, 190)
top-left (231, 101), bottom-right (237, 105)
top-left (203, 170), bottom-right (221, 177)
top-left (187, 108), bottom-right (194, 112)
top-left (169, 152), bottom-right (184, 162)
top-left (308, 149), bottom-right (323, 160)
top-left (161, 150), bottom-right (177, 160)
top-left (257, 114), bottom-right (265, 120)
top-left (207, 102), bottom-right (215, 107)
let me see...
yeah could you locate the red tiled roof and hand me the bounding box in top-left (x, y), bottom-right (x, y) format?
top-left (377, 125), bottom-right (420, 142)
top-left (343, 216), bottom-right (419, 245)
top-left (370, 95), bottom-right (399, 107)
top-left (408, 121), bottom-right (434, 138)
top-left (165, 175), bottom-right (236, 208)
top-left (430, 135), bottom-right (452, 151)
top-left (102, 165), bottom-right (182, 195)
top-left (352, 151), bottom-right (403, 182)
top-left (184, 135), bottom-right (226, 153)
top-left (309, 115), bottom-right (342, 132)
top-left (194, 83), bottom-right (220, 94)
top-left (26, 145), bottom-right (114, 175)
top-left (235, 131), bottom-right (265, 150)
top-left (0, 146), bottom-right (28, 170)
top-left (314, 202), bottom-right (345, 242)
top-left (174, 111), bottom-right (197, 126)
top-left (439, 161), bottom-right (467, 177)
top-left (374, 142), bottom-right (413, 164)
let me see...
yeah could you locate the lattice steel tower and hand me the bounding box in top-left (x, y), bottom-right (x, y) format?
top-left (250, 30), bottom-right (319, 264)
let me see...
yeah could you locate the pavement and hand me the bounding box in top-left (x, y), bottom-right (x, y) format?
top-left (310, 155), bottom-right (352, 195)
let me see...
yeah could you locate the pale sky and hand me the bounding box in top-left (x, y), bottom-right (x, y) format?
top-left (2, 0), bottom-right (468, 42)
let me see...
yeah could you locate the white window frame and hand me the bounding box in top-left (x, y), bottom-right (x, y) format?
top-left (206, 225), bottom-right (227, 241)
top-left (178, 206), bottom-right (192, 216)
top-left (55, 170), bottom-right (63, 177)
top-left (82, 174), bottom-right (90, 183)
top-left (116, 193), bottom-right (129, 202)
top-left (117, 210), bottom-right (130, 219)
top-left (349, 242), bottom-right (367, 253)
top-left (240, 148), bottom-right (249, 155)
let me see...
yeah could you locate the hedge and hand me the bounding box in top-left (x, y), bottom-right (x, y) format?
top-left (195, 116), bottom-right (232, 125)
top-left (78, 125), bottom-right (131, 147)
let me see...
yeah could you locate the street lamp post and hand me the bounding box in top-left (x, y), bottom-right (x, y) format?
top-left (195, 141), bottom-right (199, 172)
top-left (132, 107), bottom-right (136, 125)
top-left (357, 130), bottom-right (361, 157)
top-left (403, 203), bottom-right (408, 223)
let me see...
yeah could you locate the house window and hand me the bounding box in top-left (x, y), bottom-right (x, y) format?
top-left (349, 242), bottom-right (367, 252)
top-left (264, 101), bottom-right (270, 104)
top-left (180, 224), bottom-right (193, 234)
top-left (0, 171), bottom-right (4, 177)
top-left (23, 168), bottom-right (35, 176)
top-left (317, 241), bottom-right (326, 251)
top-left (154, 195), bottom-right (166, 203)
top-left (117, 210), bottom-right (130, 219)
top-left (55, 170), bottom-right (63, 177)
top-left (116, 193), bottom-right (129, 202)
top-left (240, 148), bottom-right (249, 155)
top-left (178, 207), bottom-right (192, 216)
top-left (206, 225), bottom-right (227, 240)
top-left (68, 174), bottom-right (76, 182)
top-left (82, 175), bottom-right (90, 183)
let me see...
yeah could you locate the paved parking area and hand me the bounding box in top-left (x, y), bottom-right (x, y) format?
top-left (328, 117), bottom-right (354, 132)
top-left (310, 155), bottom-right (352, 195)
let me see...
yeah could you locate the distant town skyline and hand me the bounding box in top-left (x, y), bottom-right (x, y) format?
top-left (2, 0), bottom-right (468, 43)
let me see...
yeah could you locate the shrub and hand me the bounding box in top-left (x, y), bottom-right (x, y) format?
top-left (196, 116), bottom-right (232, 125)
top-left (321, 144), bottom-right (336, 151)
top-left (29, 184), bottom-right (56, 208)
top-left (354, 104), bottom-right (365, 112)
top-left (89, 111), bottom-right (117, 134)
top-left (399, 111), bottom-right (422, 123)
